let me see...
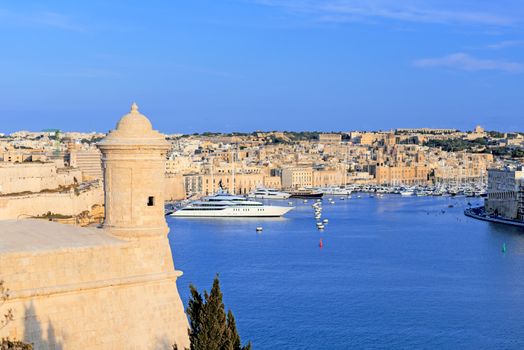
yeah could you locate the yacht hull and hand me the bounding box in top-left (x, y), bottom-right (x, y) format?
top-left (171, 206), bottom-right (292, 217)
top-left (289, 192), bottom-right (324, 199)
top-left (248, 194), bottom-right (291, 199)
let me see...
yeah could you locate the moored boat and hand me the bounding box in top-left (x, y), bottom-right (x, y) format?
top-left (171, 191), bottom-right (293, 217)
top-left (289, 190), bottom-right (324, 199)
top-left (248, 188), bottom-right (291, 199)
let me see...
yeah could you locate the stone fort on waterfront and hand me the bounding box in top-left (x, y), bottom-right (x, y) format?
top-left (0, 104), bottom-right (190, 349)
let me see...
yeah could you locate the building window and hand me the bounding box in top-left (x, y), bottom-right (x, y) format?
top-left (147, 196), bottom-right (155, 206)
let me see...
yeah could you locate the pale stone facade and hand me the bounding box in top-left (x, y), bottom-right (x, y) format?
top-left (370, 165), bottom-right (429, 185)
top-left (281, 167), bottom-right (345, 189)
top-left (485, 168), bottom-right (524, 220)
top-left (312, 168), bottom-right (344, 187)
top-left (263, 175), bottom-right (282, 189)
top-left (318, 133), bottom-right (342, 144)
top-left (68, 148), bottom-right (103, 180)
top-left (183, 171), bottom-right (266, 196)
top-left (0, 104), bottom-right (190, 349)
top-left (281, 167), bottom-right (313, 189)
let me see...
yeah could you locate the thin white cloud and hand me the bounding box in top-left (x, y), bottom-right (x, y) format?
top-left (252, 0), bottom-right (517, 26)
top-left (414, 53), bottom-right (523, 73)
top-left (486, 40), bottom-right (524, 49)
top-left (0, 8), bottom-right (85, 31)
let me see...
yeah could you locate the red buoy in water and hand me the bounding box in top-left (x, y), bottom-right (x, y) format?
top-left (319, 238), bottom-right (323, 248)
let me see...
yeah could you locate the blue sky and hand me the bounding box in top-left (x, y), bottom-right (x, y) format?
top-left (0, 0), bottom-right (523, 133)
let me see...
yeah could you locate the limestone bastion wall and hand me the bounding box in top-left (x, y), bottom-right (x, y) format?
top-left (0, 184), bottom-right (103, 220)
top-left (0, 235), bottom-right (189, 349)
top-left (0, 164), bottom-right (82, 194)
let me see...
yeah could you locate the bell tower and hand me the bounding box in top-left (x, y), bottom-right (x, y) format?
top-left (97, 103), bottom-right (170, 239)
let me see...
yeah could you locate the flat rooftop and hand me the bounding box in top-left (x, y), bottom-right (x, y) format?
top-left (0, 219), bottom-right (123, 255)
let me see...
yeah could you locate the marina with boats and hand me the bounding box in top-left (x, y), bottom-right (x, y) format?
top-left (166, 181), bottom-right (492, 218)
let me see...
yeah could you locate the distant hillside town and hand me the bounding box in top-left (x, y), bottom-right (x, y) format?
top-left (0, 125), bottom-right (523, 223)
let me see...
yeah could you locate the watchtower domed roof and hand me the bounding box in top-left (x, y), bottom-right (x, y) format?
top-left (97, 103), bottom-right (170, 149)
top-left (116, 102), bottom-right (153, 136)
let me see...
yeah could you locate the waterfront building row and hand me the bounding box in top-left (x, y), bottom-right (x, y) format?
top-left (485, 167), bottom-right (524, 221)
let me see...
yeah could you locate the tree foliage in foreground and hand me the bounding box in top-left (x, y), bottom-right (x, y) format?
top-left (176, 275), bottom-right (251, 350)
top-left (0, 339), bottom-right (32, 350)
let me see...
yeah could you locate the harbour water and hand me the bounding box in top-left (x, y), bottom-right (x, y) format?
top-left (168, 195), bottom-right (524, 349)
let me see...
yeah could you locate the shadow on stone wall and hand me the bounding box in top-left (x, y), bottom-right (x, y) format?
top-left (22, 302), bottom-right (63, 350)
top-left (155, 335), bottom-right (172, 350)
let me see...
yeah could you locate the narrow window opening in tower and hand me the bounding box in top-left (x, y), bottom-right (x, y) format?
top-left (147, 196), bottom-right (155, 206)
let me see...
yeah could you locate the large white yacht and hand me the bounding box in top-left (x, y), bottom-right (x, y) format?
top-left (247, 188), bottom-right (291, 199)
top-left (171, 192), bottom-right (293, 217)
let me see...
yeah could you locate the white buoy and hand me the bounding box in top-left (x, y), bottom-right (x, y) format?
top-left (323, 219), bottom-right (329, 224)
top-left (317, 199), bottom-right (321, 202)
top-left (316, 222), bottom-right (323, 226)
top-left (317, 224), bottom-right (324, 230)
top-left (256, 226), bottom-right (263, 232)
top-left (288, 201), bottom-right (293, 205)
top-left (303, 200), bottom-right (308, 203)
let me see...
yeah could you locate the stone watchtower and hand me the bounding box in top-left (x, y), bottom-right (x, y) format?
top-left (98, 102), bottom-right (169, 239)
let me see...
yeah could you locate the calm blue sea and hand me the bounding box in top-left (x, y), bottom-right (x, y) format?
top-left (168, 195), bottom-right (524, 350)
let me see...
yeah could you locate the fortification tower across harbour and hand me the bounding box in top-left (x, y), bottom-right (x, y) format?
top-left (0, 103), bottom-right (190, 349)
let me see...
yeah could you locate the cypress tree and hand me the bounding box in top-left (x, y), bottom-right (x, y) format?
top-left (201, 276), bottom-right (229, 350)
top-left (187, 284), bottom-right (204, 350)
top-left (226, 309), bottom-right (251, 350)
top-left (184, 275), bottom-right (251, 350)
top-left (226, 310), bottom-right (241, 350)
